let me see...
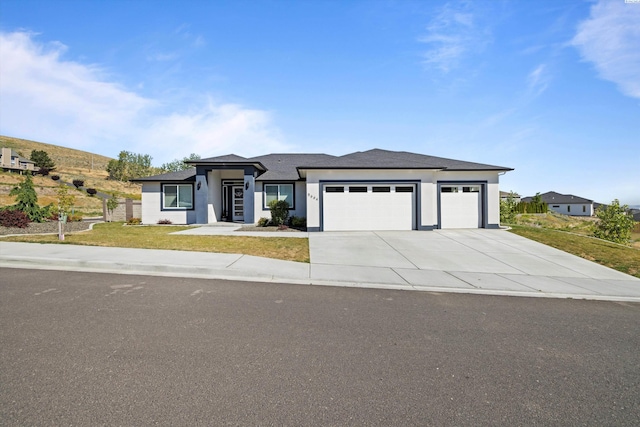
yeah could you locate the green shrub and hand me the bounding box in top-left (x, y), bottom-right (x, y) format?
top-left (127, 217), bottom-right (142, 225)
top-left (593, 199), bottom-right (635, 245)
top-left (72, 179), bottom-right (84, 188)
top-left (257, 217), bottom-right (270, 227)
top-left (268, 200), bottom-right (289, 226)
top-left (86, 188), bottom-right (97, 196)
top-left (289, 216), bottom-right (307, 228)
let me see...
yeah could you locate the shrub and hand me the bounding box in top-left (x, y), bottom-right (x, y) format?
top-left (0, 209), bottom-right (31, 228)
top-left (289, 216), bottom-right (307, 228)
top-left (9, 174), bottom-right (47, 222)
top-left (257, 217), bottom-right (270, 227)
top-left (72, 179), bottom-right (85, 188)
top-left (86, 188), bottom-right (97, 196)
top-left (157, 219), bottom-right (172, 224)
top-left (593, 199), bottom-right (635, 245)
top-left (67, 214), bottom-right (83, 222)
top-left (277, 224), bottom-right (289, 231)
top-left (268, 200), bottom-right (289, 226)
top-left (51, 175), bottom-right (60, 181)
top-left (127, 217), bottom-right (142, 225)
top-left (38, 167), bottom-right (51, 176)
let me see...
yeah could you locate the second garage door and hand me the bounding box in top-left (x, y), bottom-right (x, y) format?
top-left (439, 184), bottom-right (483, 229)
top-left (322, 184), bottom-right (416, 231)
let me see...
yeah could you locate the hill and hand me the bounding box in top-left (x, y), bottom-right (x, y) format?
top-left (0, 135), bottom-right (142, 217)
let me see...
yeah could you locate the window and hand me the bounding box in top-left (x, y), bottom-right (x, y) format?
top-left (441, 186), bottom-right (458, 193)
top-left (265, 183), bottom-right (294, 208)
top-left (349, 186), bottom-right (367, 193)
top-left (568, 205), bottom-right (571, 213)
top-left (372, 186), bottom-right (390, 193)
top-left (583, 206), bottom-right (586, 213)
top-left (163, 184), bottom-right (193, 209)
top-left (463, 186), bottom-right (480, 193)
top-left (396, 186), bottom-right (414, 193)
top-left (325, 186), bottom-right (344, 193)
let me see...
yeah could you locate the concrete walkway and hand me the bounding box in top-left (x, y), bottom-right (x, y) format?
top-left (1, 227), bottom-right (639, 302)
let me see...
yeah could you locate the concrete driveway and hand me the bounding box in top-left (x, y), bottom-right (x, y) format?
top-left (309, 229), bottom-right (640, 298)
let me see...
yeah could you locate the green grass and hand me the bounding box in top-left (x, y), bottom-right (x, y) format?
top-left (508, 225), bottom-right (640, 278)
top-left (2, 222), bottom-right (310, 263)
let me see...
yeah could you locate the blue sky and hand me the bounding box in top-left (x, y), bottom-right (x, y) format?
top-left (1, 0), bottom-right (638, 205)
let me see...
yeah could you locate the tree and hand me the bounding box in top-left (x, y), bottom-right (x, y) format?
top-left (593, 199), bottom-right (635, 245)
top-left (9, 174), bottom-right (49, 222)
top-left (56, 184), bottom-right (75, 217)
top-left (106, 194), bottom-right (119, 222)
top-left (500, 191), bottom-right (517, 224)
top-left (107, 151), bottom-right (155, 181)
top-left (160, 153), bottom-right (200, 173)
top-left (30, 150), bottom-right (56, 171)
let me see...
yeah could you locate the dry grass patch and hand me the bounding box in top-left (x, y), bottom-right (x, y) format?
top-left (2, 222), bottom-right (310, 263)
top-left (508, 225), bottom-right (640, 278)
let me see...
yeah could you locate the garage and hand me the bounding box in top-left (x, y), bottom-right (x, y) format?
top-left (322, 183), bottom-right (416, 231)
top-left (439, 184), bottom-right (483, 229)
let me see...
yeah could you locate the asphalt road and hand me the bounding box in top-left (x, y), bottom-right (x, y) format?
top-left (1, 268), bottom-right (639, 426)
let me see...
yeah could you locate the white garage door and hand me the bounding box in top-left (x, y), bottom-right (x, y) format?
top-left (322, 184), bottom-right (416, 231)
top-left (440, 185), bottom-right (482, 229)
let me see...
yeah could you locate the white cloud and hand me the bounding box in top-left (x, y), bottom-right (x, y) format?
top-left (0, 31), bottom-right (287, 163)
top-left (571, 0), bottom-right (640, 99)
top-left (419, 1), bottom-right (492, 72)
top-left (527, 64), bottom-right (549, 98)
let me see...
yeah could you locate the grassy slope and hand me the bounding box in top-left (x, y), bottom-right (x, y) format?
top-left (507, 212), bottom-right (640, 278)
top-left (0, 135), bottom-right (142, 215)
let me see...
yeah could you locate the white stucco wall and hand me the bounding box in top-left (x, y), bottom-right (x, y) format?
top-left (548, 203), bottom-right (593, 216)
top-left (254, 181), bottom-right (307, 224)
top-left (141, 183), bottom-right (196, 225)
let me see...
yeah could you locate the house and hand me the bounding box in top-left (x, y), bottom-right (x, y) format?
top-left (0, 148), bottom-right (38, 173)
top-left (522, 191), bottom-right (593, 216)
top-left (500, 191), bottom-right (521, 203)
top-left (131, 149), bottom-right (513, 231)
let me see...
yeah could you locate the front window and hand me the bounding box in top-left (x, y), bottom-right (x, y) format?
top-left (265, 183), bottom-right (294, 208)
top-left (163, 184), bottom-right (193, 209)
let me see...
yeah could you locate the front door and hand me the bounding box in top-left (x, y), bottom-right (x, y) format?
top-left (232, 186), bottom-right (244, 222)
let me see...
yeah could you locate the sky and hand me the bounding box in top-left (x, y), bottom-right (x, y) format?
top-left (0, 0), bottom-right (638, 205)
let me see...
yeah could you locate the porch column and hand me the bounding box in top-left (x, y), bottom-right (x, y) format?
top-left (195, 174), bottom-right (209, 224)
top-left (243, 174), bottom-right (255, 224)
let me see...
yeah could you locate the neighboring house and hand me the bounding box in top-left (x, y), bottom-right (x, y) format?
top-left (500, 191), bottom-right (521, 203)
top-left (0, 148), bottom-right (38, 173)
top-left (522, 191), bottom-right (594, 216)
top-left (131, 149), bottom-right (513, 231)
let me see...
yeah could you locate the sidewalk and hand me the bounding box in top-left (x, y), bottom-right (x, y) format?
top-left (2, 230), bottom-right (639, 302)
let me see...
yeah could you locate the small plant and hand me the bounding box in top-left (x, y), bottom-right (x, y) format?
top-left (289, 216), bottom-right (306, 228)
top-left (268, 199), bottom-right (289, 226)
top-left (38, 167), bottom-right (51, 176)
top-left (67, 214), bottom-right (83, 222)
top-left (86, 188), bottom-right (97, 196)
top-left (593, 199), bottom-right (635, 245)
top-left (257, 217), bottom-right (270, 227)
top-left (9, 174), bottom-right (48, 222)
top-left (0, 209), bottom-right (31, 228)
top-left (72, 179), bottom-right (85, 188)
top-left (277, 224), bottom-right (289, 231)
top-left (51, 175), bottom-right (60, 181)
top-left (127, 217), bottom-right (142, 225)
top-left (106, 195), bottom-right (119, 222)
top-left (157, 219), bottom-right (173, 224)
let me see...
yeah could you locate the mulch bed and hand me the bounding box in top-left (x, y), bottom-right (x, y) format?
top-left (0, 220), bottom-right (99, 236)
top-left (238, 225), bottom-right (306, 233)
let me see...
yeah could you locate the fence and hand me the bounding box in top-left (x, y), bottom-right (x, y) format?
top-left (103, 198), bottom-right (141, 222)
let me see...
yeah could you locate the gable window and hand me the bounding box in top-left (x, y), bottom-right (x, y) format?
top-left (163, 184), bottom-right (193, 209)
top-left (583, 206), bottom-right (586, 213)
top-left (265, 183), bottom-right (294, 208)
top-left (568, 205), bottom-right (571, 213)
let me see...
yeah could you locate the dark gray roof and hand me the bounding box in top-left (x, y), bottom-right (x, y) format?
top-left (522, 191), bottom-right (593, 204)
top-left (296, 149), bottom-right (512, 171)
top-left (130, 168), bottom-right (196, 182)
top-left (131, 149), bottom-right (513, 183)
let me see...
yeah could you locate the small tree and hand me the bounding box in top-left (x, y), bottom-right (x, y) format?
top-left (161, 153), bottom-right (200, 172)
top-left (9, 174), bottom-right (47, 222)
top-left (106, 195), bottom-right (119, 222)
top-left (268, 199), bottom-right (289, 226)
top-left (500, 191), bottom-right (518, 224)
top-left (56, 185), bottom-right (75, 217)
top-left (30, 150), bottom-right (56, 171)
top-left (593, 199), bottom-right (635, 245)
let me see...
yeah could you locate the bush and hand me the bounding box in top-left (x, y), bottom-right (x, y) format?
top-left (67, 214), bottom-right (83, 222)
top-left (157, 219), bottom-right (172, 224)
top-left (257, 217), bottom-right (270, 227)
top-left (86, 188), bottom-right (97, 196)
top-left (0, 209), bottom-right (31, 228)
top-left (593, 199), bottom-right (635, 245)
top-left (72, 179), bottom-right (84, 188)
top-left (38, 167), bottom-right (51, 176)
top-left (268, 200), bottom-right (289, 226)
top-left (51, 175), bottom-right (60, 181)
top-left (289, 216), bottom-right (306, 228)
top-left (127, 217), bottom-right (142, 225)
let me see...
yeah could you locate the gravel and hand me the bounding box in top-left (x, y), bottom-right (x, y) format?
top-left (0, 220), bottom-right (100, 236)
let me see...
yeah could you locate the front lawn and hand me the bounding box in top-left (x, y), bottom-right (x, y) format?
top-left (1, 222), bottom-right (310, 263)
top-left (508, 225), bottom-right (640, 278)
